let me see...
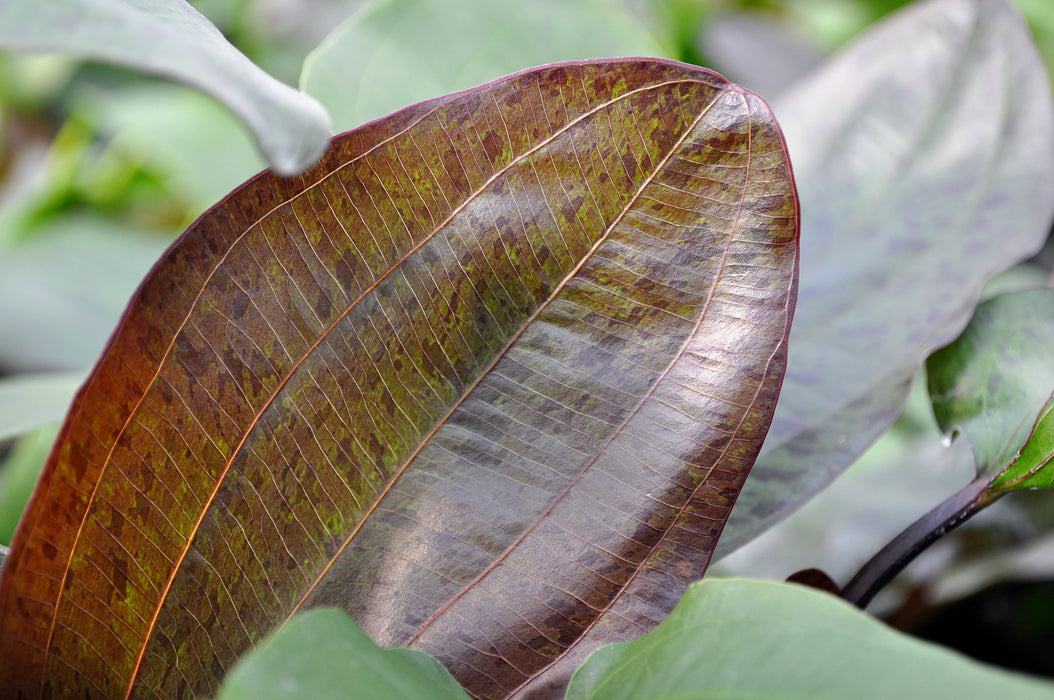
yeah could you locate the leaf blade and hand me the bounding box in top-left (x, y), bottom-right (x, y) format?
top-left (993, 396), bottom-right (1054, 492)
top-left (215, 608), bottom-right (470, 700)
top-left (720, 0), bottom-right (1054, 556)
top-left (927, 289), bottom-right (1054, 495)
top-left (567, 578), bottom-right (1054, 700)
top-left (0, 59), bottom-right (797, 699)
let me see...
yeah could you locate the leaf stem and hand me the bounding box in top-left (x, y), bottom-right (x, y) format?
top-left (840, 476), bottom-right (993, 609)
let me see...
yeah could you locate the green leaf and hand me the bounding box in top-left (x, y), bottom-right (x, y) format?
top-left (566, 578), bottom-right (1054, 700)
top-left (216, 608), bottom-right (470, 700)
top-left (994, 396), bottom-right (1054, 492)
top-left (834, 289), bottom-right (1054, 607)
top-left (0, 372), bottom-right (84, 443)
top-left (79, 82), bottom-right (268, 216)
top-left (719, 0), bottom-right (1054, 557)
top-left (927, 288), bottom-right (1054, 495)
top-left (0, 0), bottom-right (330, 174)
top-left (0, 215), bottom-right (172, 371)
top-left (300, 0), bottom-right (666, 132)
top-left (0, 426), bottom-right (58, 547)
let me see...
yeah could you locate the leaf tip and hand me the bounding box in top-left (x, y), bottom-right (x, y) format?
top-left (259, 91), bottom-right (334, 176)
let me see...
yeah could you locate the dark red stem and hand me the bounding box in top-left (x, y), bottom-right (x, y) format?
top-left (840, 476), bottom-right (993, 609)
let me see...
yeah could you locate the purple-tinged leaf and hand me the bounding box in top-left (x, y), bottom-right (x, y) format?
top-left (0, 59), bottom-right (797, 699)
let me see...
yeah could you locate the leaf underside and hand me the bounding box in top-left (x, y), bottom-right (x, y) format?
top-left (0, 59), bottom-right (798, 699)
top-left (719, 0), bottom-right (1054, 556)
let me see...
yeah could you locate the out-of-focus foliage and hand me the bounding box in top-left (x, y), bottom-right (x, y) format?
top-left (216, 608), bottom-right (471, 700)
top-left (0, 426), bottom-right (55, 547)
top-left (301, 0), bottom-right (666, 133)
top-left (0, 0), bottom-right (332, 174)
top-left (0, 372), bottom-right (83, 443)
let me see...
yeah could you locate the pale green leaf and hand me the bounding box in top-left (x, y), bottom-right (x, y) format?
top-left (301, 0), bottom-right (666, 132)
top-left (720, 0), bottom-right (1054, 556)
top-left (0, 426), bottom-right (57, 547)
top-left (0, 372), bottom-right (84, 443)
top-left (0, 216), bottom-right (171, 371)
top-left (0, 0), bottom-right (330, 174)
top-left (216, 608), bottom-right (470, 700)
top-left (567, 578), bottom-right (1054, 700)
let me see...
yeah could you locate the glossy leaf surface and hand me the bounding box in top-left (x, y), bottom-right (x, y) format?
top-left (994, 396), bottom-right (1054, 493)
top-left (566, 578), bottom-right (1054, 700)
top-left (301, 0), bottom-right (666, 133)
top-left (720, 0), bottom-right (1054, 556)
top-left (927, 289), bottom-right (1054, 493)
top-left (0, 0), bottom-right (330, 174)
top-left (0, 59), bottom-right (798, 699)
top-left (215, 608), bottom-right (469, 700)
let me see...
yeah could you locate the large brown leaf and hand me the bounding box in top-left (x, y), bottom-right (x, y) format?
top-left (0, 58), bottom-right (798, 699)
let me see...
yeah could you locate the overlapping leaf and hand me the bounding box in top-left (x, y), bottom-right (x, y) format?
top-left (719, 0), bottom-right (1054, 556)
top-left (300, 0), bottom-right (667, 133)
top-left (216, 608), bottom-right (470, 700)
top-left (567, 578), bottom-right (1054, 699)
top-left (0, 59), bottom-right (797, 699)
top-left (928, 289), bottom-right (1054, 495)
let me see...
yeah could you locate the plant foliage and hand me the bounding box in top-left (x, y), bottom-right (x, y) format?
top-left (0, 59), bottom-right (797, 698)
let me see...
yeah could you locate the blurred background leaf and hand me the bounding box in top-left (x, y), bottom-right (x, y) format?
top-left (300, 0), bottom-right (667, 132)
top-left (717, 0), bottom-right (1054, 559)
top-left (0, 426), bottom-right (56, 547)
top-left (0, 371), bottom-right (83, 442)
top-left (0, 0), bottom-right (331, 173)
